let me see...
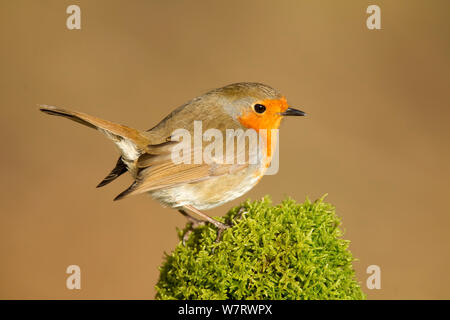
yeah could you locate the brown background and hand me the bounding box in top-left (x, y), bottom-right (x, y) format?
top-left (1, 0), bottom-right (449, 299)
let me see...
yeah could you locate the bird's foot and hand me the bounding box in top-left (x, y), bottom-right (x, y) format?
top-left (182, 218), bottom-right (229, 245)
top-left (213, 220), bottom-right (230, 243)
top-left (182, 216), bottom-right (206, 246)
top-left (229, 207), bottom-right (247, 226)
top-left (179, 207), bottom-right (230, 245)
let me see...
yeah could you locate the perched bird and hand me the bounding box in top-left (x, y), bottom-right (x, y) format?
top-left (40, 82), bottom-right (305, 233)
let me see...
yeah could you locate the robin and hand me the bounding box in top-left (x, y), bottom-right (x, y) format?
top-left (39, 82), bottom-right (305, 234)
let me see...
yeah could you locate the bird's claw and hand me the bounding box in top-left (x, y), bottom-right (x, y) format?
top-left (182, 218), bottom-right (206, 246)
top-left (214, 222), bottom-right (230, 243)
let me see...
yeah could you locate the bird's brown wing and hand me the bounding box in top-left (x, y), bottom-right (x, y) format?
top-left (114, 140), bottom-right (249, 200)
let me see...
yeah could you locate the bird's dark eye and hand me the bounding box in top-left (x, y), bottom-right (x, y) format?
top-left (254, 104), bottom-right (266, 114)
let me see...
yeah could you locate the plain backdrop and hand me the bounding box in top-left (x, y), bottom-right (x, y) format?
top-left (1, 0), bottom-right (449, 299)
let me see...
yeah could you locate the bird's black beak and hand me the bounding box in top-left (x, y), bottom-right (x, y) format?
top-left (280, 107), bottom-right (306, 116)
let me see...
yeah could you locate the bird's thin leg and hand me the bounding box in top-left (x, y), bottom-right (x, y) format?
top-left (178, 209), bottom-right (205, 226)
top-left (178, 209), bottom-right (205, 245)
top-left (183, 205), bottom-right (229, 230)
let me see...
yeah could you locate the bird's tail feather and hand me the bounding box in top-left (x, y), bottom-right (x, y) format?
top-left (40, 105), bottom-right (151, 188)
top-left (39, 105), bottom-right (149, 160)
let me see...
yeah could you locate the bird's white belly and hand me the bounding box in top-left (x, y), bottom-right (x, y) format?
top-left (148, 164), bottom-right (264, 210)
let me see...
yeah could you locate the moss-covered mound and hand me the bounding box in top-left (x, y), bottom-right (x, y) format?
top-left (156, 196), bottom-right (365, 300)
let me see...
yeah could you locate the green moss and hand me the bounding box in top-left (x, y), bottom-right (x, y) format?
top-left (156, 196), bottom-right (365, 300)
